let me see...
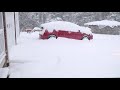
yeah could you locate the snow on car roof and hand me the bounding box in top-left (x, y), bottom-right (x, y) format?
top-left (84, 20), bottom-right (120, 28)
top-left (41, 21), bottom-right (92, 34)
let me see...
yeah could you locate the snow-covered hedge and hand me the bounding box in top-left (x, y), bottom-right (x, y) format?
top-left (84, 20), bottom-right (120, 35)
top-left (41, 21), bottom-right (92, 34)
top-left (84, 20), bottom-right (120, 28)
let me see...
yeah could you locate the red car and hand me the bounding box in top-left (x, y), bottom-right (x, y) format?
top-left (39, 21), bottom-right (93, 40)
top-left (40, 29), bottom-right (93, 40)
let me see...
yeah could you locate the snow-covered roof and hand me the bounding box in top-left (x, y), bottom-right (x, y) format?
top-left (84, 20), bottom-right (120, 28)
top-left (33, 27), bottom-right (41, 30)
top-left (41, 21), bottom-right (92, 34)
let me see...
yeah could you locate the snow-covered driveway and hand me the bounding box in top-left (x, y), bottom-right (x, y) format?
top-left (8, 32), bottom-right (120, 78)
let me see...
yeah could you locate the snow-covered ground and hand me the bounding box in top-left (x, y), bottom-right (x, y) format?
top-left (8, 32), bottom-right (120, 78)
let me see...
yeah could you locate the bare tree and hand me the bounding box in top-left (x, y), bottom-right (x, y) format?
top-left (19, 12), bottom-right (120, 31)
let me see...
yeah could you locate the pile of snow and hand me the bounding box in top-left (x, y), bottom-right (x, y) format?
top-left (0, 67), bottom-right (9, 78)
top-left (41, 21), bottom-right (92, 34)
top-left (84, 20), bottom-right (120, 28)
top-left (33, 27), bottom-right (41, 31)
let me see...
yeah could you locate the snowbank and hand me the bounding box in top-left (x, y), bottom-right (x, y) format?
top-left (33, 27), bottom-right (41, 30)
top-left (41, 21), bottom-right (92, 34)
top-left (84, 20), bottom-right (120, 28)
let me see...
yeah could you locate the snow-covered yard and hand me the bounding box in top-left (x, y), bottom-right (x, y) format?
top-left (8, 32), bottom-right (120, 78)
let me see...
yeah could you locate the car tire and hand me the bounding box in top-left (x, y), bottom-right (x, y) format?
top-left (81, 36), bottom-right (89, 40)
top-left (48, 35), bottom-right (57, 39)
